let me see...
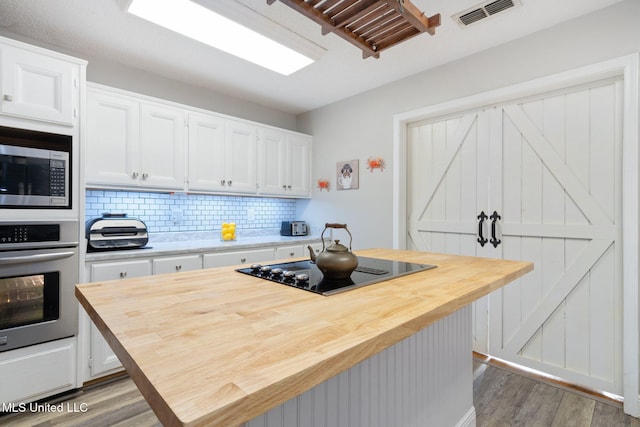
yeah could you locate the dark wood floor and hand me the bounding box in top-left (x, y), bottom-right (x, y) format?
top-left (2, 360), bottom-right (639, 426)
top-left (473, 361), bottom-right (640, 427)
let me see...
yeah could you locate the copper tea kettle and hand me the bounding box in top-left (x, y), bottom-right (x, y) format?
top-left (307, 223), bottom-right (358, 280)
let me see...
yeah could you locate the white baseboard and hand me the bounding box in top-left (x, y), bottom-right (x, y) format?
top-left (456, 406), bottom-right (476, 427)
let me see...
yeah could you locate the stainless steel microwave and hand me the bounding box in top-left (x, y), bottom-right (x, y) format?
top-left (0, 126), bottom-right (71, 209)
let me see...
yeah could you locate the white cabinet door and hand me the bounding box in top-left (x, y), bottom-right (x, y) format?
top-left (153, 254), bottom-right (202, 275)
top-left (0, 338), bottom-right (77, 404)
top-left (258, 128), bottom-right (287, 195)
top-left (139, 102), bottom-right (186, 190)
top-left (286, 133), bottom-right (311, 197)
top-left (188, 112), bottom-right (227, 192)
top-left (86, 88), bottom-right (140, 186)
top-left (203, 248), bottom-right (274, 268)
top-left (88, 259), bottom-right (152, 377)
top-left (1, 44), bottom-right (75, 125)
top-left (258, 129), bottom-right (311, 197)
top-left (225, 119), bottom-right (257, 194)
top-left (86, 87), bottom-right (187, 190)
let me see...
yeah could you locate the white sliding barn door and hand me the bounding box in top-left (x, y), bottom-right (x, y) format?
top-left (407, 78), bottom-right (623, 396)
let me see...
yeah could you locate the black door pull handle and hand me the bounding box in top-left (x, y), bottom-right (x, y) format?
top-left (490, 211), bottom-right (501, 248)
top-left (477, 211), bottom-right (488, 247)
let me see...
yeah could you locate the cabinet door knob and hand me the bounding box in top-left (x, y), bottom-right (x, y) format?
top-left (240, 258), bottom-right (247, 263)
top-left (221, 180), bottom-right (226, 186)
top-left (175, 265), bottom-right (182, 271)
top-left (120, 272), bottom-right (127, 278)
top-left (282, 185), bottom-right (287, 190)
top-left (287, 185), bottom-right (292, 190)
top-left (228, 180), bottom-right (232, 186)
top-left (132, 172), bottom-right (139, 178)
top-left (142, 173), bottom-right (149, 179)
top-left (2, 94), bottom-right (12, 102)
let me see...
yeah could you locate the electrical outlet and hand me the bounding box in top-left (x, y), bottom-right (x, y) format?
top-left (170, 209), bottom-right (182, 224)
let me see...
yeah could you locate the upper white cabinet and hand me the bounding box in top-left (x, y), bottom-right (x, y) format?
top-left (225, 119), bottom-right (258, 194)
top-left (86, 84), bottom-right (311, 197)
top-left (0, 39), bottom-right (81, 125)
top-left (86, 89), bottom-right (139, 185)
top-left (188, 112), bottom-right (226, 192)
top-left (188, 113), bottom-right (257, 194)
top-left (258, 128), bottom-right (311, 197)
top-left (139, 102), bottom-right (186, 189)
top-left (86, 86), bottom-right (186, 190)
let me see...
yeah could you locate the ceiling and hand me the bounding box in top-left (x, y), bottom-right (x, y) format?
top-left (0, 0), bottom-right (624, 114)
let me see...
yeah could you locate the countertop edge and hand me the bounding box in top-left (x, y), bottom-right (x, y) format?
top-left (84, 235), bottom-right (324, 261)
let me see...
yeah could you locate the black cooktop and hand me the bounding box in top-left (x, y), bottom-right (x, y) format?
top-left (236, 256), bottom-right (436, 296)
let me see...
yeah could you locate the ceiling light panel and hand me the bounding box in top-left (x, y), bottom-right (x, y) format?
top-left (124, 0), bottom-right (322, 75)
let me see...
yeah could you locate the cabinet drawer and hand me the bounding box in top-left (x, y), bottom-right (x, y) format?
top-left (275, 245), bottom-right (304, 260)
top-left (153, 255), bottom-right (202, 275)
top-left (203, 248), bottom-right (274, 269)
top-left (90, 259), bottom-right (152, 281)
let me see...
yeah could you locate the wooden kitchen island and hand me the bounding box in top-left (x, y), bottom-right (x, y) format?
top-left (75, 249), bottom-right (532, 427)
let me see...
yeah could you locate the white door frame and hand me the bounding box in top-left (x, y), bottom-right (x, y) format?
top-left (392, 54), bottom-right (640, 416)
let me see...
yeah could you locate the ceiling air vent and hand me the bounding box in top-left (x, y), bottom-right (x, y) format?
top-left (453, 0), bottom-right (522, 27)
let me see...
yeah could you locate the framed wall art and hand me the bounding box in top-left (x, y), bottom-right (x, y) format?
top-left (337, 159), bottom-right (359, 190)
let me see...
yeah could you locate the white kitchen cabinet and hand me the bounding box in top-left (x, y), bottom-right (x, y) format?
top-left (86, 89), bottom-right (139, 186)
top-left (86, 85), bottom-right (187, 191)
top-left (87, 83), bottom-right (312, 198)
top-left (188, 114), bottom-right (257, 194)
top-left (203, 248), bottom-right (274, 268)
top-left (138, 102), bottom-right (186, 189)
top-left (307, 242), bottom-right (323, 258)
top-left (188, 112), bottom-right (226, 192)
top-left (275, 244), bottom-right (305, 260)
top-left (153, 254), bottom-right (202, 275)
top-left (222, 119), bottom-right (258, 194)
top-left (0, 40), bottom-right (78, 125)
top-left (258, 128), bottom-right (311, 197)
top-left (86, 259), bottom-right (152, 377)
top-left (0, 338), bottom-right (77, 404)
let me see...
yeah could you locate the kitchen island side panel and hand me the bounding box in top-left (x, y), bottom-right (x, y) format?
top-left (244, 305), bottom-right (474, 427)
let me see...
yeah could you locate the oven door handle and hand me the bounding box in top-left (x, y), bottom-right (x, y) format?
top-left (0, 250), bottom-right (76, 265)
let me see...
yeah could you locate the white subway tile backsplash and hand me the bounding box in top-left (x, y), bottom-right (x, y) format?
top-left (85, 190), bottom-right (297, 233)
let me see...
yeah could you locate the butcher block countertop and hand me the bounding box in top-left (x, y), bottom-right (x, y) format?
top-left (75, 248), bottom-right (533, 427)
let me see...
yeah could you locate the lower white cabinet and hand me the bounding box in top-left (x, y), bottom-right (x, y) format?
top-left (153, 254), bottom-right (202, 275)
top-left (203, 248), bottom-right (274, 268)
top-left (81, 242), bottom-right (317, 382)
top-left (0, 337), bottom-right (77, 404)
top-left (87, 259), bottom-right (152, 378)
top-left (275, 244), bottom-right (305, 260)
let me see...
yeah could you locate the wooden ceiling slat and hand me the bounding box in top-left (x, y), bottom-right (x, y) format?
top-left (351, 7), bottom-right (394, 37)
top-left (381, 0), bottom-right (440, 35)
top-left (370, 20), bottom-right (413, 45)
top-left (333, 0), bottom-right (384, 29)
top-left (375, 26), bottom-right (421, 51)
top-left (361, 15), bottom-right (403, 40)
top-left (316, 0), bottom-right (342, 14)
top-left (325, 0), bottom-right (360, 20)
top-left (268, 0), bottom-right (440, 58)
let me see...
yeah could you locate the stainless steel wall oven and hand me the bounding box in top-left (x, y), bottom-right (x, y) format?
top-left (0, 221), bottom-right (79, 352)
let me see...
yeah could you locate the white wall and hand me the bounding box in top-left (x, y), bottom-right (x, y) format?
top-left (296, 0), bottom-right (640, 250)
